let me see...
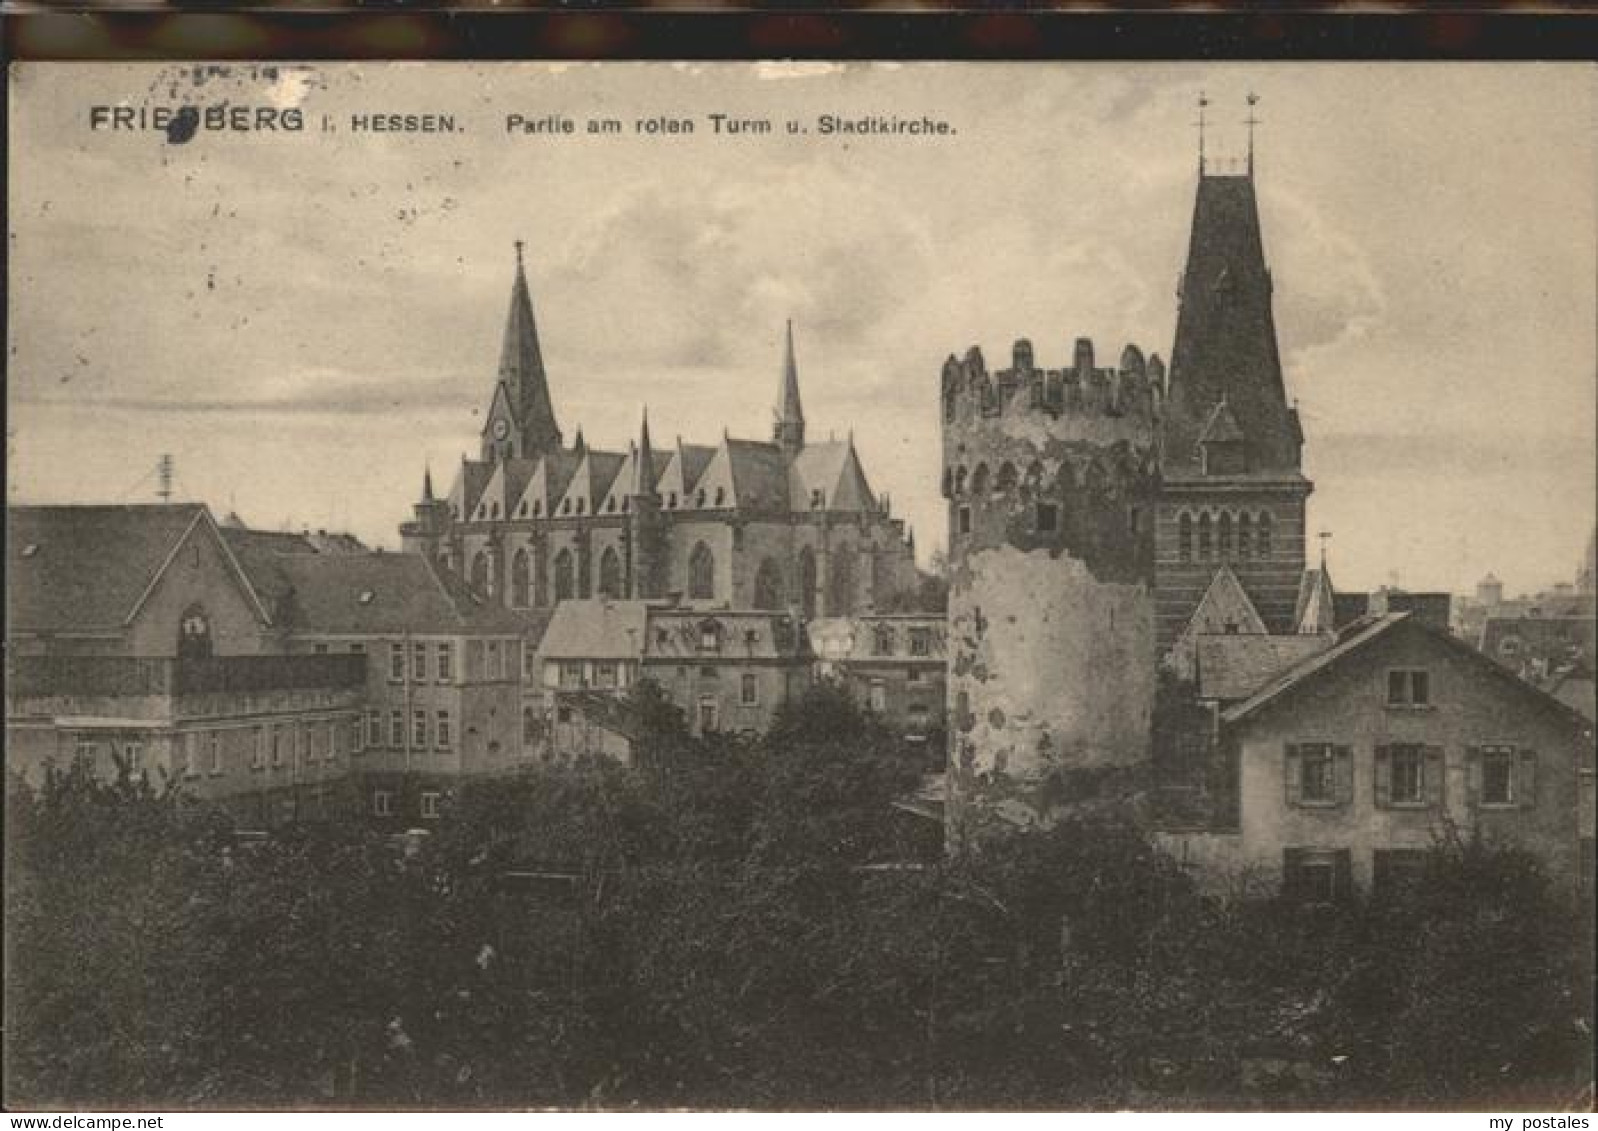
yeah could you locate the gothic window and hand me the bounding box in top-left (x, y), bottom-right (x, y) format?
top-left (511, 549), bottom-right (531, 608)
top-left (798, 546), bottom-right (818, 619)
top-left (1258, 511), bottom-right (1274, 557)
top-left (954, 467), bottom-right (967, 497)
top-left (470, 550), bottom-right (492, 596)
top-left (829, 550), bottom-right (855, 615)
top-left (598, 547), bottom-right (623, 599)
top-left (667, 492), bottom-right (678, 509)
top-left (533, 499), bottom-right (542, 517)
top-left (534, 546), bottom-right (549, 607)
top-left (689, 542), bottom-right (715, 600)
top-left (553, 548), bottom-right (575, 601)
top-left (996, 462), bottom-right (1018, 492)
top-left (1197, 512), bottom-right (1213, 562)
top-left (696, 489), bottom-right (707, 508)
top-left (1238, 512), bottom-right (1253, 559)
top-left (970, 464), bottom-right (990, 496)
top-left (177, 604), bottom-right (213, 661)
top-left (714, 487), bottom-right (727, 507)
top-left (575, 498), bottom-right (585, 515)
top-left (1178, 513), bottom-right (1193, 562)
top-left (753, 558), bottom-right (784, 610)
top-left (1219, 511), bottom-right (1233, 558)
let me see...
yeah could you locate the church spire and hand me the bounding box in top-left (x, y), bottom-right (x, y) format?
top-left (631, 407), bottom-right (658, 497)
top-left (483, 241), bottom-right (563, 461)
top-left (774, 319), bottom-right (806, 457)
top-left (421, 465), bottom-right (435, 503)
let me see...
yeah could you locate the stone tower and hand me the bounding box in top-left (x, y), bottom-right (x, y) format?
top-left (942, 336), bottom-right (1160, 845)
top-left (1155, 158), bottom-right (1312, 653)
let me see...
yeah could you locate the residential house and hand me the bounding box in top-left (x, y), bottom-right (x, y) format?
top-left (807, 614), bottom-right (947, 741)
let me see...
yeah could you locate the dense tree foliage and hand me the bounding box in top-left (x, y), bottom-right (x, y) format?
top-left (5, 688), bottom-right (1592, 1109)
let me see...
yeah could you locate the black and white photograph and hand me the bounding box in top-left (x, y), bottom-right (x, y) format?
top-left (5, 60), bottom-right (1595, 1112)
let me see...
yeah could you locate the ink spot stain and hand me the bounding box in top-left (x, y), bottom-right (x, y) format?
top-left (166, 107), bottom-right (199, 145)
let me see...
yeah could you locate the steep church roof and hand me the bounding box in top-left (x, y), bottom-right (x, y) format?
top-left (487, 243), bottom-right (562, 457)
top-left (790, 438), bottom-right (876, 513)
top-left (447, 459), bottom-right (496, 523)
top-left (512, 450), bottom-right (583, 519)
top-left (1181, 564), bottom-right (1269, 640)
top-left (1163, 173), bottom-right (1303, 479)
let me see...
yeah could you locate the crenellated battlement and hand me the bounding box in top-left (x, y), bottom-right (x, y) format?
top-left (941, 337), bottom-right (1165, 435)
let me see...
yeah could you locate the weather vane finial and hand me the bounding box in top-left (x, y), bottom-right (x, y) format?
top-left (1244, 92), bottom-right (1261, 178)
top-left (1196, 91), bottom-right (1210, 174)
top-left (1317, 529), bottom-right (1332, 569)
top-left (514, 239), bottom-right (525, 268)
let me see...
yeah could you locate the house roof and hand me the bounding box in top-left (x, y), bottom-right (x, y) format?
top-left (226, 533), bottom-right (531, 636)
top-left (1478, 614), bottom-right (1596, 667)
top-left (1196, 633), bottom-right (1335, 702)
top-left (8, 504), bottom-right (267, 635)
top-left (540, 599), bottom-right (650, 660)
top-left (1222, 612), bottom-right (1596, 732)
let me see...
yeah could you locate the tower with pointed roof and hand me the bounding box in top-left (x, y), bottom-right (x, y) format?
top-left (481, 242), bottom-right (564, 463)
top-left (400, 466), bottom-right (453, 562)
top-left (1155, 99), bottom-right (1313, 655)
top-left (774, 319), bottom-right (806, 459)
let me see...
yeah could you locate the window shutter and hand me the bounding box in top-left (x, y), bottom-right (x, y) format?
top-left (1334, 745), bottom-right (1354, 805)
top-left (1282, 848), bottom-right (1304, 899)
top-left (1424, 746), bottom-right (1445, 808)
top-left (1518, 749), bottom-right (1538, 809)
top-left (1284, 744), bottom-right (1302, 807)
top-left (1333, 849), bottom-right (1354, 901)
top-left (1465, 746), bottom-right (1481, 810)
top-left (1374, 745), bottom-right (1392, 809)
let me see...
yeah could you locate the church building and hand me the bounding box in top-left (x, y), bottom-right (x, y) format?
top-left (401, 244), bottom-right (920, 620)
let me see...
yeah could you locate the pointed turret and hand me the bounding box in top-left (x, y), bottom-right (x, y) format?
top-left (421, 466), bottom-right (436, 504)
top-left (631, 408), bottom-right (658, 497)
top-left (774, 319), bottom-right (806, 458)
top-left (481, 242), bottom-right (563, 462)
top-left (1163, 164), bottom-right (1300, 476)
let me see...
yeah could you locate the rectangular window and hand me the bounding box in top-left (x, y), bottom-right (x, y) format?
top-left (183, 733), bottom-right (200, 778)
top-left (522, 644), bottom-right (535, 681)
top-left (420, 791), bottom-right (441, 820)
top-left (74, 738), bottom-right (98, 767)
top-left (270, 726), bottom-right (284, 768)
top-left (372, 790), bottom-right (393, 818)
top-left (467, 640), bottom-right (484, 680)
top-left (909, 628), bottom-right (932, 657)
top-left (1386, 668), bottom-right (1431, 707)
top-left (314, 642), bottom-right (329, 655)
top-left (436, 710), bottom-right (452, 750)
top-left (1481, 746), bottom-right (1515, 805)
top-left (351, 642), bottom-right (366, 655)
top-left (325, 721), bottom-right (338, 762)
top-left (697, 696), bottom-right (720, 734)
top-left (740, 673), bottom-right (759, 707)
top-left (411, 642), bottom-right (427, 681)
top-left (436, 642), bottom-right (454, 682)
top-left (1299, 744), bottom-right (1335, 804)
top-left (353, 716), bottom-right (366, 754)
top-left (957, 506), bottom-right (971, 536)
top-left (869, 679), bottom-right (887, 713)
top-left (1389, 744), bottom-right (1425, 805)
top-left (124, 740), bottom-right (144, 776)
top-left (1036, 503), bottom-right (1059, 533)
top-left (595, 662), bottom-right (618, 689)
top-left (251, 727), bottom-right (265, 770)
top-left (560, 661), bottom-right (584, 689)
top-left (389, 711), bottom-right (404, 749)
top-left (908, 667), bottom-right (927, 685)
top-left (413, 710), bottom-right (427, 749)
top-left (366, 710), bottom-right (381, 749)
top-left (389, 642), bottom-right (405, 682)
top-left (487, 641), bottom-right (503, 679)
top-left (1284, 848), bottom-right (1351, 904)
top-left (210, 732), bottom-right (223, 776)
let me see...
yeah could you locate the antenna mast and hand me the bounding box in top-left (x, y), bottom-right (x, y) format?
top-left (157, 454), bottom-right (174, 502)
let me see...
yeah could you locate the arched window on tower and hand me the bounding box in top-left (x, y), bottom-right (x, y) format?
top-left (1238, 512), bottom-right (1253, 559)
top-left (970, 464), bottom-right (990, 497)
top-left (828, 549), bottom-right (855, 615)
top-left (943, 383), bottom-right (957, 423)
top-left (954, 467), bottom-right (968, 497)
top-left (996, 462), bottom-right (1018, 492)
top-left (598, 547), bottom-right (623, 599)
top-left (1197, 513), bottom-right (1213, 562)
top-left (1219, 511), bottom-right (1233, 558)
top-left (1178, 512), bottom-right (1193, 563)
top-left (753, 558), bottom-right (784, 610)
top-left (470, 550), bottom-right (492, 597)
top-left (553, 548), bottom-right (575, 602)
top-left (511, 549), bottom-right (531, 608)
top-left (798, 546), bottom-right (818, 619)
top-left (688, 542), bottom-right (715, 601)
top-left (1257, 512), bottom-right (1273, 557)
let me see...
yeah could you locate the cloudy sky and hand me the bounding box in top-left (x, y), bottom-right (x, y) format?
top-left (8, 62), bottom-right (1594, 595)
